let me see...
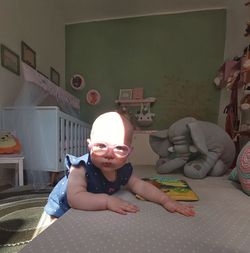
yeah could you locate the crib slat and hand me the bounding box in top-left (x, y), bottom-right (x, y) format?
top-left (70, 121), bottom-right (73, 154)
top-left (60, 117), bottom-right (65, 166)
top-left (1, 106), bottom-right (90, 176)
top-left (83, 127), bottom-right (88, 154)
top-left (73, 123), bottom-right (77, 155)
top-left (65, 120), bottom-right (70, 154)
top-left (77, 125), bottom-right (80, 156)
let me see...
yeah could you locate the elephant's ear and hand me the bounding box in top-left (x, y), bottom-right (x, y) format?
top-left (149, 130), bottom-right (170, 157)
top-left (187, 122), bottom-right (208, 155)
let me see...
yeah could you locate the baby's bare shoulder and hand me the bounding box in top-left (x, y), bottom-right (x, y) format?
top-left (68, 165), bottom-right (87, 187)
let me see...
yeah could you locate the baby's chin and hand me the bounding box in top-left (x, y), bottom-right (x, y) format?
top-left (99, 163), bottom-right (122, 173)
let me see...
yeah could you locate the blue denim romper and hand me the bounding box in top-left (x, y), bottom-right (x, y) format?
top-left (44, 153), bottom-right (133, 217)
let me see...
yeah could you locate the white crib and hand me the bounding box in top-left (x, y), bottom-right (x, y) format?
top-left (1, 106), bottom-right (91, 175)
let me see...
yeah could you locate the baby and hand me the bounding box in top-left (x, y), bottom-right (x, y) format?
top-left (44, 111), bottom-right (195, 220)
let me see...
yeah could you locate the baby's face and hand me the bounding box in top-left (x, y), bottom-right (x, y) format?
top-left (88, 112), bottom-right (133, 173)
top-left (89, 142), bottom-right (131, 173)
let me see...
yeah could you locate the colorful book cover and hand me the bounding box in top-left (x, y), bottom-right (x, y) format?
top-left (136, 176), bottom-right (199, 201)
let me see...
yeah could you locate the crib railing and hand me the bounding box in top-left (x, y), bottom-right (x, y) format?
top-left (59, 116), bottom-right (90, 165)
top-left (0, 106), bottom-right (91, 173)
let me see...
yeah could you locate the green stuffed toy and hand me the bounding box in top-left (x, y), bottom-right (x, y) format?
top-left (229, 141), bottom-right (250, 195)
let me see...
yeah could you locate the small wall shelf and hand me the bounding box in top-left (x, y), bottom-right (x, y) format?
top-left (115, 97), bottom-right (156, 128)
top-left (115, 97), bottom-right (156, 107)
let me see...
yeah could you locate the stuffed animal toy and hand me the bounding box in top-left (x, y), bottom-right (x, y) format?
top-left (149, 117), bottom-right (236, 179)
top-left (134, 104), bottom-right (155, 127)
top-left (0, 132), bottom-right (21, 154)
top-left (229, 141), bottom-right (250, 195)
top-left (240, 94), bottom-right (250, 111)
top-left (239, 85), bottom-right (250, 130)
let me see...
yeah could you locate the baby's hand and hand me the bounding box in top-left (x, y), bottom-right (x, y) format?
top-left (107, 196), bottom-right (139, 215)
top-left (162, 198), bottom-right (196, 217)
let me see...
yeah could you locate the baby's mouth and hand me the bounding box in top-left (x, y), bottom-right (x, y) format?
top-left (102, 162), bottom-right (112, 167)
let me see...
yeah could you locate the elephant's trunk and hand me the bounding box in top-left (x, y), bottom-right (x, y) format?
top-left (156, 157), bottom-right (187, 174)
top-left (171, 136), bottom-right (190, 158)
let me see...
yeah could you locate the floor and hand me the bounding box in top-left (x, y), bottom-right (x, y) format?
top-left (0, 184), bottom-right (12, 192)
top-left (0, 170), bottom-right (65, 195)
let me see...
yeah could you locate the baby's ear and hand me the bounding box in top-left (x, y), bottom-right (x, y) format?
top-left (87, 139), bottom-right (91, 152)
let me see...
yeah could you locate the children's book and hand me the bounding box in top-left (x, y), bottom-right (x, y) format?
top-left (136, 176), bottom-right (199, 201)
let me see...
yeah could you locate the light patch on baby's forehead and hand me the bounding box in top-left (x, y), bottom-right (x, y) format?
top-left (90, 112), bottom-right (126, 144)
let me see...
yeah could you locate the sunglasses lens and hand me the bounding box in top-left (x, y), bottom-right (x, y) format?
top-left (91, 143), bottom-right (108, 155)
top-left (113, 145), bottom-right (130, 157)
top-left (90, 143), bottom-right (130, 157)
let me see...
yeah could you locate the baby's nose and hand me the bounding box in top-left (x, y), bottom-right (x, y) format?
top-left (104, 148), bottom-right (116, 159)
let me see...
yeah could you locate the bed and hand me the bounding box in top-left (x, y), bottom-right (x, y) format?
top-left (19, 165), bottom-right (250, 253)
top-left (0, 106), bottom-right (91, 184)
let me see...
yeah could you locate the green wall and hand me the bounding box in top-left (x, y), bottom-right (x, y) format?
top-left (65, 9), bottom-right (226, 129)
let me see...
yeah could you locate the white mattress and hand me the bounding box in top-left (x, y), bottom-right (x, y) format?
top-left (20, 165), bottom-right (250, 253)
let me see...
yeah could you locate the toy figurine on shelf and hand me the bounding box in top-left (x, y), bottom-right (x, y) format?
top-left (134, 103), bottom-right (155, 127)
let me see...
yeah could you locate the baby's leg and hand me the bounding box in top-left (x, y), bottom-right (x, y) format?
top-left (31, 211), bottom-right (58, 239)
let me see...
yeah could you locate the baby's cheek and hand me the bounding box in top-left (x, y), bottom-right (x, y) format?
top-left (90, 155), bottom-right (102, 166)
top-left (116, 157), bottom-right (128, 167)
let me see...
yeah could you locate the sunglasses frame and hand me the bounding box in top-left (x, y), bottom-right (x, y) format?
top-left (88, 142), bottom-right (132, 158)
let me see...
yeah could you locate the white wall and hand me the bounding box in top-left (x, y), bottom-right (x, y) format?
top-left (0, 0), bottom-right (65, 186)
top-left (61, 0), bottom-right (226, 24)
top-left (0, 0), bottom-right (65, 107)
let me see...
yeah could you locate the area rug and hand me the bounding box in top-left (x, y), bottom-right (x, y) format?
top-left (0, 187), bottom-right (51, 253)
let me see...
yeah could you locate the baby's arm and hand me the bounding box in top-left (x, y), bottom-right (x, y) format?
top-left (127, 175), bottom-right (196, 217)
top-left (67, 166), bottom-right (107, 210)
top-left (67, 166), bottom-right (139, 214)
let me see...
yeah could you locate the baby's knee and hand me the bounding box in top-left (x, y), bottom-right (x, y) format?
top-left (39, 211), bottom-right (55, 225)
top-left (31, 212), bottom-right (58, 239)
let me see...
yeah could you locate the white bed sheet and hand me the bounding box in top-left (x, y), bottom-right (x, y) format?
top-left (20, 165), bottom-right (250, 253)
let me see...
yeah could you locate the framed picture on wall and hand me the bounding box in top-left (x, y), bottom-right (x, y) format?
top-left (132, 87), bottom-right (144, 100)
top-left (119, 89), bottom-right (133, 100)
top-left (21, 41), bottom-right (36, 69)
top-left (86, 89), bottom-right (101, 105)
top-left (1, 44), bottom-right (20, 75)
top-left (50, 67), bottom-right (60, 86)
top-left (70, 74), bottom-right (85, 90)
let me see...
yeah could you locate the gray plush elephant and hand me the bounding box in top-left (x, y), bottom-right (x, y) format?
top-left (149, 117), bottom-right (236, 179)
